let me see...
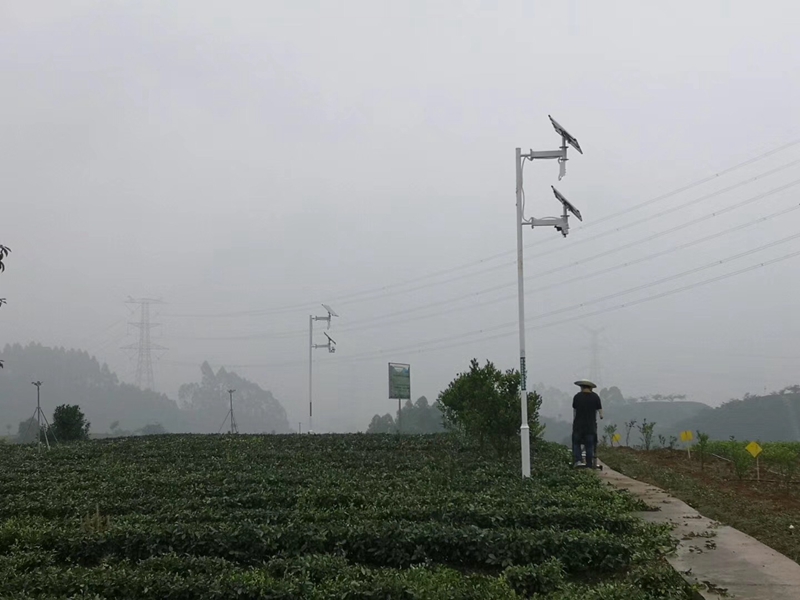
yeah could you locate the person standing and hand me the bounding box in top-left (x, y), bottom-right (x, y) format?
top-left (572, 379), bottom-right (603, 468)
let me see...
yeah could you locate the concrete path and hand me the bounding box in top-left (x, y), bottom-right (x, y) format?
top-left (598, 462), bottom-right (800, 600)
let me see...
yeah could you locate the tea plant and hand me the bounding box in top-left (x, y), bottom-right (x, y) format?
top-left (0, 434), bottom-right (692, 599)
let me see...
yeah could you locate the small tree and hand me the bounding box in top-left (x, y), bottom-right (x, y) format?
top-left (437, 359), bottom-right (543, 457)
top-left (623, 420), bottom-right (637, 447)
top-left (603, 423), bottom-right (618, 447)
top-left (366, 414), bottom-right (396, 434)
top-left (696, 431), bottom-right (710, 470)
top-left (637, 419), bottom-right (656, 451)
top-left (47, 404), bottom-right (90, 443)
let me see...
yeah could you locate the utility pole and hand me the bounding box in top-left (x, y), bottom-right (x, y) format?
top-left (308, 304), bottom-right (338, 434)
top-left (228, 389), bottom-right (237, 434)
top-left (515, 116), bottom-right (585, 478)
top-left (122, 297), bottom-right (166, 391)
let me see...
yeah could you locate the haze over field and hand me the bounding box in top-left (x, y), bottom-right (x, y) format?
top-left (2, 1), bottom-right (799, 432)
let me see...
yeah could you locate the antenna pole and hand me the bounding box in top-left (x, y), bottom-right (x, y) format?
top-left (36, 381), bottom-right (42, 451)
top-left (227, 389), bottom-right (237, 434)
top-left (28, 381), bottom-right (55, 450)
top-left (308, 305), bottom-right (338, 434)
top-left (515, 147), bottom-right (531, 479)
top-left (308, 314), bottom-right (313, 434)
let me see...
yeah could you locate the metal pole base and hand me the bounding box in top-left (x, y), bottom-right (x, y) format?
top-left (520, 424), bottom-right (531, 478)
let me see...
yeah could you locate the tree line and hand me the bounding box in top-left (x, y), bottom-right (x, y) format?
top-left (0, 344), bottom-right (293, 438)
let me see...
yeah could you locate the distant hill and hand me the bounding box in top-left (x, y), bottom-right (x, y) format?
top-left (0, 343), bottom-right (292, 436)
top-left (673, 392), bottom-right (800, 442)
top-left (604, 401), bottom-right (712, 434)
top-left (0, 343), bottom-right (185, 434)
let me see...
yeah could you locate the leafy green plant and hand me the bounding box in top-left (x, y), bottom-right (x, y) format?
top-left (437, 359), bottom-right (543, 457)
top-left (81, 504), bottom-right (111, 534)
top-left (696, 431), bottom-right (710, 470)
top-left (637, 419), bottom-right (657, 451)
top-left (0, 434), bottom-right (690, 598)
top-left (604, 424), bottom-right (618, 447)
top-left (762, 443), bottom-right (800, 486)
top-left (717, 441), bottom-right (752, 480)
top-left (657, 435), bottom-right (666, 449)
top-left (624, 420), bottom-right (637, 447)
top-left (503, 557), bottom-right (566, 596)
top-left (668, 436), bottom-right (678, 450)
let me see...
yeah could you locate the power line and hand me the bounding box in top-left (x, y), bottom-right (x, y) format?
top-left (327, 186), bottom-right (800, 334)
top-left (168, 240), bottom-right (800, 370)
top-left (162, 139), bottom-right (800, 319)
top-left (322, 138), bottom-right (800, 304)
top-left (340, 246), bottom-right (800, 364)
top-left (163, 191), bottom-right (800, 343)
top-left (320, 232), bottom-right (800, 364)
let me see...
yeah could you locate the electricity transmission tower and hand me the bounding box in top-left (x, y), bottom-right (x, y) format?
top-left (583, 326), bottom-right (606, 386)
top-left (122, 297), bottom-right (166, 391)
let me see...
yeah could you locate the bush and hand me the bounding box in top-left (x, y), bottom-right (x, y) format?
top-left (437, 359), bottom-right (543, 457)
top-left (762, 443), bottom-right (800, 485)
top-left (503, 557), bottom-right (566, 595)
top-left (637, 420), bottom-right (656, 451)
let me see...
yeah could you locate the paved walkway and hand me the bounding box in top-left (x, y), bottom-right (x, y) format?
top-left (598, 462), bottom-right (800, 600)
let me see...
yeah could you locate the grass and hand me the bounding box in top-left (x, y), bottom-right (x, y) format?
top-left (600, 447), bottom-right (800, 564)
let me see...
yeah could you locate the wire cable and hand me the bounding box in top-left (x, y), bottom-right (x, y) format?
top-left (164, 182), bottom-right (800, 342)
top-left (163, 139), bottom-right (800, 319)
top-left (175, 238), bottom-right (800, 369)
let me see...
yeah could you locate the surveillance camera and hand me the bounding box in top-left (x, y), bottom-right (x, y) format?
top-left (551, 186), bottom-right (583, 221)
top-left (548, 115), bottom-right (583, 155)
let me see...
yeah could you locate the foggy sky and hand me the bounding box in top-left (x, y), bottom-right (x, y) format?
top-left (2, 1), bottom-right (800, 432)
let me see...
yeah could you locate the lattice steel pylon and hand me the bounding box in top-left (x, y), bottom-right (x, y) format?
top-left (583, 326), bottom-right (606, 387)
top-left (122, 297), bottom-right (166, 391)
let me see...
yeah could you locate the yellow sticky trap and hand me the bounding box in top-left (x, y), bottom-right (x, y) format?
top-left (680, 431), bottom-right (694, 443)
top-left (746, 441), bottom-right (762, 458)
top-left (612, 433), bottom-right (621, 443)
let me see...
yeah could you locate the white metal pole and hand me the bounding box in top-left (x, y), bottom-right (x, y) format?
top-left (308, 315), bottom-right (313, 434)
top-left (516, 147), bottom-right (531, 478)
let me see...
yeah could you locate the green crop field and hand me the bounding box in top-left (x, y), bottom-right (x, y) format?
top-left (0, 435), bottom-right (691, 599)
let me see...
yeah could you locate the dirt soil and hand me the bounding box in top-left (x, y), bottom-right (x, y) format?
top-left (600, 447), bottom-right (800, 564)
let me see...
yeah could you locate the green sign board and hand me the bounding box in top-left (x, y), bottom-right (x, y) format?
top-left (388, 363), bottom-right (411, 400)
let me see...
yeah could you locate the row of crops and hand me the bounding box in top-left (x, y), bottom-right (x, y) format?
top-left (700, 439), bottom-right (800, 482)
top-left (0, 434), bottom-right (692, 598)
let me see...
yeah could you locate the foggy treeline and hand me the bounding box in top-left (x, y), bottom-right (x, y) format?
top-left (0, 343), bottom-right (291, 438)
top-left (3, 342), bottom-right (800, 443)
